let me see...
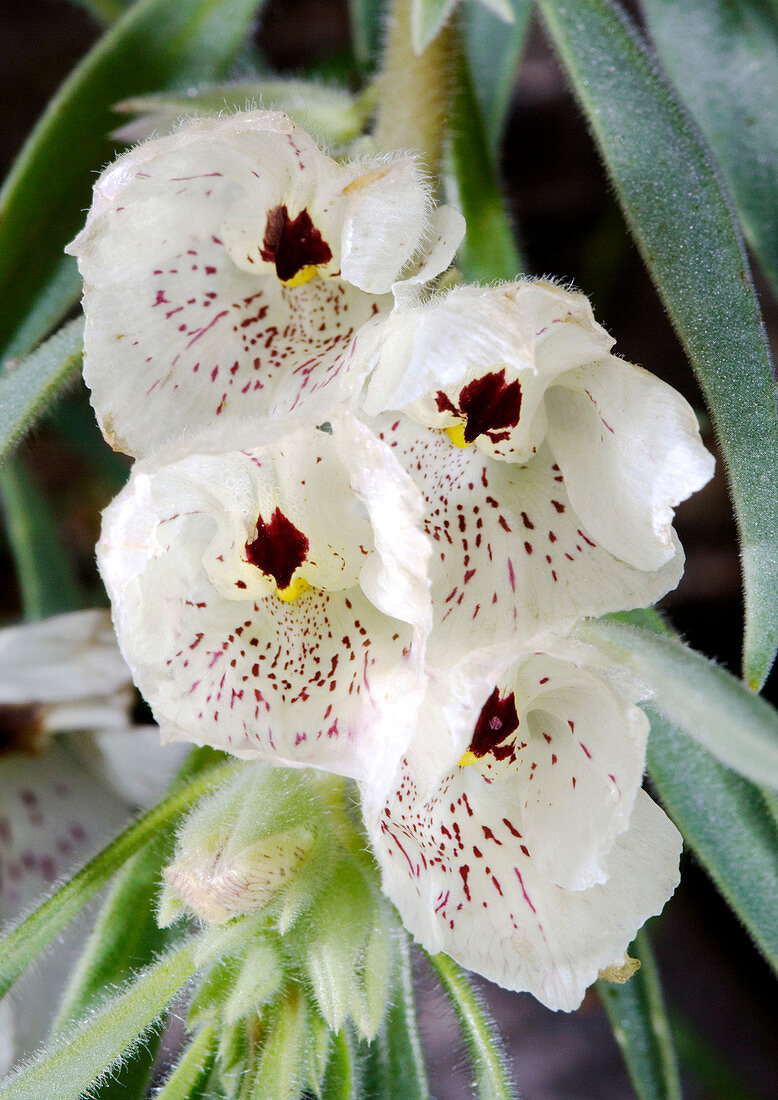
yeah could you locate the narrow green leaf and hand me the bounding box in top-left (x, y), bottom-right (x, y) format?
top-left (2, 256), bottom-right (82, 365)
top-left (450, 48), bottom-right (524, 282)
top-left (155, 1025), bottom-right (218, 1100)
top-left (646, 705), bottom-right (778, 974)
top-left (598, 928), bottom-right (681, 1100)
top-left (537, 0), bottom-right (778, 688)
top-left (0, 319), bottom-right (83, 466)
top-left (574, 618), bottom-right (778, 789)
top-left (348, 0), bottom-right (387, 70)
top-left (0, 0), bottom-right (268, 359)
top-left (426, 953), bottom-right (517, 1100)
top-left (643, 0), bottom-right (778, 298)
top-left (0, 457), bottom-right (83, 619)
top-left (463, 0), bottom-right (532, 156)
top-left (0, 941), bottom-right (199, 1100)
top-left (411, 0), bottom-right (457, 54)
top-left (0, 755), bottom-right (236, 1000)
top-left (248, 988), bottom-right (309, 1100)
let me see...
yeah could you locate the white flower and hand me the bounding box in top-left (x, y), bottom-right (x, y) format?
top-left (66, 110), bottom-right (463, 459)
top-left (359, 649), bottom-right (682, 1011)
top-left (0, 611), bottom-right (187, 1070)
top-left (360, 280), bottom-right (714, 668)
top-left (97, 414), bottom-right (432, 784)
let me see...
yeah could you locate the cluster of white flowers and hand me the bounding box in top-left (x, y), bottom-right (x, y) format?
top-left (67, 110), bottom-right (714, 1011)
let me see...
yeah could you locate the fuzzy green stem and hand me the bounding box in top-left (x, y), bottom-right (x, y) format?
top-left (373, 0), bottom-right (454, 182)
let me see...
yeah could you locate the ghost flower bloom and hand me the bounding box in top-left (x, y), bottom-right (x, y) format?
top-left (66, 110), bottom-right (463, 459)
top-left (0, 610), bottom-right (186, 1070)
top-left (97, 414), bottom-right (431, 783)
top-left (359, 650), bottom-right (682, 1011)
top-left (361, 280), bottom-right (714, 667)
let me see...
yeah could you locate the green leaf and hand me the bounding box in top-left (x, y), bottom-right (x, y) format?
top-left (426, 953), bottom-right (517, 1100)
top-left (536, 0), bottom-right (778, 689)
top-left (113, 78), bottom-right (372, 148)
top-left (598, 928), bottom-right (681, 1100)
top-left (247, 988), bottom-right (310, 1100)
top-left (0, 0), bottom-right (268, 360)
top-left (0, 941), bottom-right (199, 1100)
top-left (646, 705), bottom-right (778, 974)
top-left (450, 47), bottom-right (524, 282)
top-left (2, 257), bottom-right (82, 365)
top-left (642, 0), bottom-right (778, 298)
top-left (463, 0), bottom-right (532, 157)
top-left (575, 618), bottom-right (778, 789)
top-left (0, 754), bottom-right (236, 1000)
top-left (0, 456), bottom-right (83, 619)
top-left (348, 0), bottom-right (387, 70)
top-left (0, 319), bottom-right (83, 466)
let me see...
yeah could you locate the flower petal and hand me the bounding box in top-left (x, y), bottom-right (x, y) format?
top-left (98, 419), bottom-right (431, 782)
top-left (369, 414), bottom-right (684, 669)
top-left (545, 358), bottom-right (716, 570)
top-left (67, 112), bottom-right (442, 458)
top-left (362, 742), bottom-right (680, 1012)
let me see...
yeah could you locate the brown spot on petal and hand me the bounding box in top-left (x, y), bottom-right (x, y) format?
top-left (260, 205), bottom-right (332, 283)
top-left (246, 508), bottom-right (309, 591)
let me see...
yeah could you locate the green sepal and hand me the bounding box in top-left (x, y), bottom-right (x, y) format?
top-left (153, 1024), bottom-right (218, 1100)
top-left (223, 938), bottom-right (285, 1026)
top-left (186, 956), bottom-right (243, 1031)
top-left (306, 1011), bottom-right (333, 1098)
top-left (298, 857), bottom-right (374, 1033)
top-left (0, 319), bottom-right (83, 467)
top-left (247, 987), bottom-right (310, 1100)
top-left (536, 0), bottom-right (778, 688)
top-left (361, 935), bottom-right (430, 1100)
top-left (321, 1031), bottom-right (357, 1100)
top-left (597, 927), bottom-right (681, 1100)
top-left (114, 79), bottom-right (372, 148)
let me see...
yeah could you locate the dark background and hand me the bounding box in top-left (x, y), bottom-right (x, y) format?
top-left (1, 1), bottom-right (776, 1095)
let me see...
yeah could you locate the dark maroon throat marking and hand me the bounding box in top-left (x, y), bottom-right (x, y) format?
top-left (435, 369), bottom-right (522, 444)
top-left (260, 205), bottom-right (332, 282)
top-left (246, 508), bottom-right (309, 590)
top-left (467, 688), bottom-right (520, 762)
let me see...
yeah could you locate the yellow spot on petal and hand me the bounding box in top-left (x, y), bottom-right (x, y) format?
top-left (282, 265), bottom-right (318, 288)
top-left (598, 955), bottom-right (640, 985)
top-left (276, 576), bottom-right (312, 602)
top-left (446, 421), bottom-right (471, 449)
top-left (458, 749), bottom-right (480, 767)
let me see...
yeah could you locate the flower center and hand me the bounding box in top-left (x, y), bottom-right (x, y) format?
top-left (245, 507), bottom-right (311, 600)
top-left (260, 205), bottom-right (333, 286)
top-left (459, 687), bottom-right (520, 766)
top-left (436, 369), bottom-right (523, 448)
